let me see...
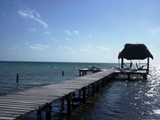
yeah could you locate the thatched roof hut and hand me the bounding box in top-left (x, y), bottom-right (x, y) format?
top-left (118, 44), bottom-right (153, 60)
top-left (118, 43), bottom-right (153, 74)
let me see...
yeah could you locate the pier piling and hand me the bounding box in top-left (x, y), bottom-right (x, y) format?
top-left (67, 94), bottom-right (72, 117)
top-left (16, 73), bottom-right (19, 82)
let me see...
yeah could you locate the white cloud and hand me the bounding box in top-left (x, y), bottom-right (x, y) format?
top-left (65, 30), bottom-right (71, 35)
top-left (88, 35), bottom-right (92, 38)
top-left (81, 49), bottom-right (90, 53)
top-left (146, 28), bottom-right (160, 34)
top-left (66, 38), bottom-right (72, 41)
top-left (64, 46), bottom-right (72, 50)
top-left (14, 45), bottom-right (21, 50)
top-left (149, 45), bottom-right (155, 48)
top-left (29, 28), bottom-right (36, 32)
top-left (52, 38), bottom-right (58, 41)
top-left (112, 44), bottom-right (116, 47)
top-left (59, 46), bottom-right (63, 49)
top-left (98, 46), bottom-right (109, 51)
top-left (29, 44), bottom-right (49, 50)
top-left (70, 51), bottom-right (76, 54)
top-left (58, 46), bottom-right (72, 50)
top-left (87, 44), bottom-right (92, 48)
top-left (81, 48), bottom-right (96, 53)
top-left (18, 10), bottom-right (48, 28)
top-left (14, 45), bottom-right (18, 47)
top-left (74, 30), bottom-right (79, 35)
top-left (44, 31), bottom-right (50, 34)
top-left (1, 11), bottom-right (7, 17)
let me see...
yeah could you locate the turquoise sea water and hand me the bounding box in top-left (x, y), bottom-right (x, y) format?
top-left (0, 61), bottom-right (160, 120)
top-left (0, 61), bottom-right (117, 95)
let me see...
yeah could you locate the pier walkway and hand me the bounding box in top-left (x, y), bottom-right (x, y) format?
top-left (0, 69), bottom-right (116, 120)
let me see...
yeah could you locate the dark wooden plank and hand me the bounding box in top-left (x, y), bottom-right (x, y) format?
top-left (0, 116), bottom-right (15, 120)
top-left (0, 69), bottom-right (117, 120)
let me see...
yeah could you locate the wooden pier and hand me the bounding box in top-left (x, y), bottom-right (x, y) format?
top-left (0, 69), bottom-right (116, 120)
top-left (79, 66), bottom-right (101, 76)
top-left (114, 70), bottom-right (147, 80)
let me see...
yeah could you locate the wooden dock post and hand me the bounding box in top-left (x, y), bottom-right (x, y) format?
top-left (143, 73), bottom-right (147, 80)
top-left (61, 99), bottom-right (64, 111)
top-left (102, 78), bottom-right (105, 87)
top-left (96, 81), bottom-right (99, 92)
top-left (92, 83), bottom-right (95, 96)
top-left (16, 73), bottom-right (19, 82)
top-left (62, 71), bottom-right (64, 76)
top-left (127, 73), bottom-right (130, 80)
top-left (82, 87), bottom-right (86, 103)
top-left (37, 104), bottom-right (52, 120)
top-left (79, 71), bottom-right (81, 76)
top-left (79, 90), bottom-right (82, 97)
top-left (46, 106), bottom-right (51, 120)
top-left (67, 94), bottom-right (72, 117)
top-left (36, 111), bottom-right (42, 120)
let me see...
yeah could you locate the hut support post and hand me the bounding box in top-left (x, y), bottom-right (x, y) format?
top-left (147, 57), bottom-right (149, 74)
top-left (121, 58), bottom-right (124, 68)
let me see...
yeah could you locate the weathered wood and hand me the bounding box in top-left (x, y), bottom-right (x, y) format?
top-left (0, 116), bottom-right (15, 120)
top-left (0, 69), bottom-right (117, 120)
top-left (37, 111), bottom-right (42, 120)
top-left (92, 83), bottom-right (95, 96)
top-left (147, 57), bottom-right (149, 74)
top-left (16, 73), bottom-right (19, 82)
top-left (96, 81), bottom-right (99, 92)
top-left (121, 58), bottom-right (124, 68)
top-left (66, 94), bottom-right (71, 117)
top-left (45, 104), bottom-right (52, 120)
top-left (82, 87), bottom-right (86, 103)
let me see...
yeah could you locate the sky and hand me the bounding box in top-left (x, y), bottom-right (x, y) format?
top-left (0, 0), bottom-right (160, 64)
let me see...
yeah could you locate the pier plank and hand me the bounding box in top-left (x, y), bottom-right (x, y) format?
top-left (0, 69), bottom-right (116, 120)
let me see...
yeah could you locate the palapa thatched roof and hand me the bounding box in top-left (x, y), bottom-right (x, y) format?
top-left (118, 43), bottom-right (153, 60)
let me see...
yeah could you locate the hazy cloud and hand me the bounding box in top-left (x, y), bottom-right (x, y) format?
top-left (64, 46), bottom-right (72, 50)
top-left (59, 46), bottom-right (63, 49)
top-left (1, 11), bottom-right (7, 17)
top-left (18, 10), bottom-right (48, 28)
top-left (88, 35), bottom-right (92, 38)
top-left (98, 46), bottom-right (109, 51)
top-left (58, 46), bottom-right (72, 50)
top-left (29, 28), bottom-right (36, 32)
top-left (26, 43), bottom-right (49, 50)
top-left (146, 28), bottom-right (160, 34)
top-left (70, 51), bottom-right (76, 54)
top-left (87, 44), bottom-right (92, 48)
top-left (81, 48), bottom-right (96, 53)
top-left (44, 31), bottom-right (50, 34)
top-left (65, 30), bottom-right (71, 35)
top-left (14, 44), bottom-right (21, 50)
top-left (66, 38), bottom-right (72, 41)
top-left (74, 30), bottom-right (79, 35)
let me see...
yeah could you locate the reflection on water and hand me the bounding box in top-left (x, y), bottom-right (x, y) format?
top-left (0, 62), bottom-right (160, 119)
top-left (68, 64), bottom-right (160, 120)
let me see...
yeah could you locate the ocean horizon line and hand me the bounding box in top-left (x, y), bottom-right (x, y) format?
top-left (0, 60), bottom-right (118, 64)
